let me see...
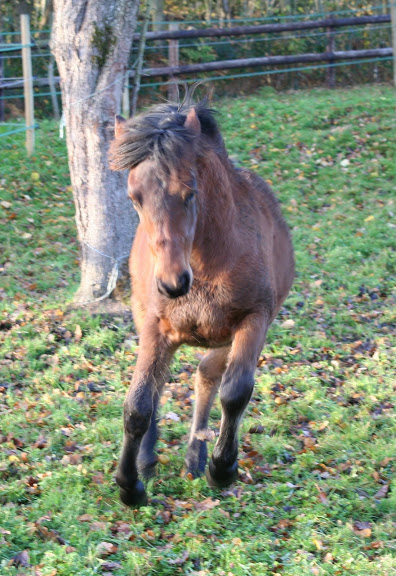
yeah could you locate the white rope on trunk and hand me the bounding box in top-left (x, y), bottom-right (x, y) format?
top-left (80, 241), bottom-right (130, 306)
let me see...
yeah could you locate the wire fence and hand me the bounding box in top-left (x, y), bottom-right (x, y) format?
top-left (131, 56), bottom-right (393, 89)
top-left (0, 3), bottom-right (394, 143)
top-left (144, 4), bottom-right (392, 26)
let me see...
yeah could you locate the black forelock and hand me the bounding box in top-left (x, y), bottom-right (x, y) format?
top-left (109, 97), bottom-right (221, 172)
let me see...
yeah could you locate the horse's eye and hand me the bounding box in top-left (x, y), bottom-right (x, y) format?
top-left (184, 192), bottom-right (194, 206)
top-left (129, 193), bottom-right (142, 210)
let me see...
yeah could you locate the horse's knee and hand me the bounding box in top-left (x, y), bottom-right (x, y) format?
top-left (123, 393), bottom-right (153, 436)
top-left (197, 349), bottom-right (228, 383)
top-left (219, 369), bottom-right (254, 415)
top-left (197, 357), bottom-right (218, 383)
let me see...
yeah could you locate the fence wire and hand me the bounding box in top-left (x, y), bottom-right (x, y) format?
top-left (146, 4), bottom-right (392, 27)
top-left (0, 124), bottom-right (38, 139)
top-left (136, 56), bottom-right (393, 88)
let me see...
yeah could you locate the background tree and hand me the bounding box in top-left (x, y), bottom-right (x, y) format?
top-left (51, 0), bottom-right (139, 307)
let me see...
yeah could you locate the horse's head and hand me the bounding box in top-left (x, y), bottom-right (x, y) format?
top-left (111, 108), bottom-right (202, 299)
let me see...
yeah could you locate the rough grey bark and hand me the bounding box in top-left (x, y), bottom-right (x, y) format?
top-left (51, 0), bottom-right (139, 306)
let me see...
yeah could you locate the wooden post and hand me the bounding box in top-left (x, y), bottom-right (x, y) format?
top-left (326, 27), bottom-right (336, 88)
top-left (48, 55), bottom-right (60, 120)
top-left (20, 14), bottom-right (34, 155)
top-left (391, 1), bottom-right (396, 87)
top-left (131, 0), bottom-right (152, 116)
top-left (168, 22), bottom-right (179, 102)
top-left (122, 71), bottom-right (130, 117)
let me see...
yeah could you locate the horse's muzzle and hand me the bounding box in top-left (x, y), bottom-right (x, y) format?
top-left (156, 271), bottom-right (191, 299)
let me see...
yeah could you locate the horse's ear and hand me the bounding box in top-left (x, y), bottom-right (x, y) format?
top-left (184, 107), bottom-right (201, 135)
top-left (114, 115), bottom-right (127, 138)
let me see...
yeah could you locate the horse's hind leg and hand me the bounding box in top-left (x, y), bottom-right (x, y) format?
top-left (207, 313), bottom-right (269, 488)
top-left (185, 347), bottom-right (229, 477)
top-left (116, 319), bottom-right (175, 507)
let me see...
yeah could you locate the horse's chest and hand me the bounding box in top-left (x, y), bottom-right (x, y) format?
top-left (159, 284), bottom-right (240, 347)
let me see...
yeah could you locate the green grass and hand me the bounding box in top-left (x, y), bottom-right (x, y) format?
top-left (0, 85), bottom-right (395, 576)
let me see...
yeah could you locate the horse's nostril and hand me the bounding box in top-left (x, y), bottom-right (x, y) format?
top-left (157, 272), bottom-right (190, 299)
top-left (179, 271), bottom-right (190, 292)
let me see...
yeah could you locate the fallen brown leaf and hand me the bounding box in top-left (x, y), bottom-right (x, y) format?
top-left (158, 454), bottom-right (170, 465)
top-left (10, 550), bottom-right (29, 567)
top-left (195, 497), bottom-right (220, 511)
top-left (33, 435), bottom-right (47, 449)
top-left (373, 484), bottom-right (389, 500)
top-left (315, 484), bottom-right (329, 506)
top-left (34, 522), bottom-right (66, 545)
top-left (97, 542), bottom-right (118, 557)
top-left (77, 514), bottom-right (93, 522)
top-left (101, 560), bottom-right (122, 571)
top-left (303, 437), bottom-right (317, 448)
top-left (168, 550), bottom-right (189, 565)
top-left (75, 324), bottom-right (83, 341)
top-left (364, 541), bottom-right (384, 550)
top-left (353, 521), bottom-right (372, 538)
top-left (89, 521), bottom-right (108, 532)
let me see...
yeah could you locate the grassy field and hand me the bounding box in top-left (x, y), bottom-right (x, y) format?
top-left (0, 85), bottom-right (395, 576)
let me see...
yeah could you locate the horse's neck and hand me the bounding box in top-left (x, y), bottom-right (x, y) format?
top-left (192, 152), bottom-right (237, 273)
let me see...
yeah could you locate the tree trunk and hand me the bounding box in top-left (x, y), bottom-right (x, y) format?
top-left (51, 0), bottom-right (139, 307)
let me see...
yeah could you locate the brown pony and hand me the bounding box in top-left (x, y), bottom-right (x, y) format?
top-left (109, 94), bottom-right (294, 507)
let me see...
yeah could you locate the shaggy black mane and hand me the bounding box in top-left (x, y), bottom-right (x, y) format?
top-left (109, 97), bottom-right (221, 172)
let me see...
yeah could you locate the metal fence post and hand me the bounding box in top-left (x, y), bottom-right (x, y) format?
top-left (20, 14), bottom-right (35, 155)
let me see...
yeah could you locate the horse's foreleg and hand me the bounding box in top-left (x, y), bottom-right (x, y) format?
top-left (185, 347), bottom-right (229, 477)
top-left (207, 314), bottom-right (269, 488)
top-left (136, 385), bottom-right (164, 480)
top-left (116, 322), bottom-right (175, 507)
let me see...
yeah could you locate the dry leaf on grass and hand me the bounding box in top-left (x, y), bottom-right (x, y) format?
top-left (195, 497), bottom-right (220, 511)
top-left (10, 550), bottom-right (29, 567)
top-left (352, 521), bottom-right (372, 538)
top-left (101, 560), bottom-right (122, 572)
top-left (168, 550), bottom-right (189, 565)
top-left (77, 514), bottom-right (93, 522)
top-left (97, 542), bottom-right (118, 557)
top-left (373, 484), bottom-right (389, 499)
top-left (90, 521), bottom-right (108, 532)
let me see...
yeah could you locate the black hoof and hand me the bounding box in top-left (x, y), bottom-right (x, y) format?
top-left (118, 480), bottom-right (147, 508)
top-left (206, 459), bottom-right (238, 488)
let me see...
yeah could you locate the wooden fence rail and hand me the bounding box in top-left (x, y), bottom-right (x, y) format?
top-left (132, 14), bottom-right (391, 41)
top-left (130, 48), bottom-right (393, 78)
